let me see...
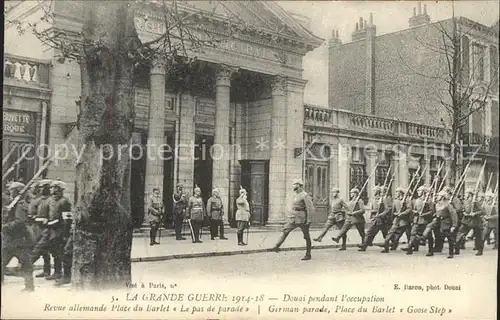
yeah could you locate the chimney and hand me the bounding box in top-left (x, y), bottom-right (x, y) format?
top-left (329, 28), bottom-right (342, 47)
top-left (352, 14), bottom-right (377, 41)
top-left (409, 2), bottom-right (431, 28)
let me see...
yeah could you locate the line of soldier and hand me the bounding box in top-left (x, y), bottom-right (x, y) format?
top-left (2, 178), bottom-right (73, 291)
top-left (311, 183), bottom-right (497, 258)
top-left (147, 184), bottom-right (251, 246)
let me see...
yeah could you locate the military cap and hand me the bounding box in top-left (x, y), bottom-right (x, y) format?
top-left (380, 186), bottom-right (387, 192)
top-left (443, 186), bottom-right (452, 193)
top-left (465, 188), bottom-right (475, 195)
top-left (239, 187), bottom-right (247, 195)
top-left (292, 178), bottom-right (304, 186)
top-left (437, 190), bottom-right (447, 197)
top-left (373, 186), bottom-right (381, 192)
top-left (194, 186), bottom-right (201, 192)
top-left (350, 188), bottom-right (360, 194)
top-left (38, 179), bottom-right (52, 187)
top-left (417, 186), bottom-right (426, 192)
top-left (51, 180), bottom-right (67, 190)
top-left (8, 181), bottom-right (25, 191)
top-left (485, 191), bottom-right (494, 198)
top-left (176, 183), bottom-right (183, 188)
top-left (395, 187), bottom-right (404, 193)
top-left (331, 187), bottom-right (340, 193)
top-left (212, 187), bottom-right (220, 194)
top-left (477, 191), bottom-right (485, 197)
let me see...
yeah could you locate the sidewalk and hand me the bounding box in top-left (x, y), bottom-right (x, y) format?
top-left (8, 228), bottom-right (387, 269)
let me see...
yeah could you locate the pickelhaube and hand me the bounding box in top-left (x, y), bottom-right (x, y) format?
top-left (7, 181), bottom-right (25, 191)
top-left (350, 188), bottom-right (360, 193)
top-left (51, 180), bottom-right (67, 190)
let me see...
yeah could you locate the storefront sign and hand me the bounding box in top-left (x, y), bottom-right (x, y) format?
top-left (3, 111), bottom-right (36, 135)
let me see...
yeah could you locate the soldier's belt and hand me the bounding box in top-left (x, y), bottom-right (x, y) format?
top-left (62, 212), bottom-right (73, 220)
top-left (48, 219), bottom-right (59, 226)
top-left (292, 208), bottom-right (306, 212)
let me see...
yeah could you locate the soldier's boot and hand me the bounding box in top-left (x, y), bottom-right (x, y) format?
top-left (35, 271), bottom-right (50, 278)
top-left (46, 272), bottom-right (62, 280)
top-left (426, 238), bottom-right (434, 256)
top-left (219, 227), bottom-right (228, 240)
top-left (302, 238), bottom-right (312, 260)
top-left (54, 277), bottom-right (71, 286)
top-left (149, 229), bottom-right (155, 246)
top-left (475, 247), bottom-right (483, 256)
top-left (271, 232), bottom-right (287, 252)
top-left (313, 229), bottom-right (327, 242)
top-left (380, 240), bottom-right (390, 253)
top-left (238, 233), bottom-right (247, 246)
top-left (447, 242), bottom-right (454, 259)
top-left (46, 257), bottom-right (62, 280)
top-left (339, 235), bottom-right (347, 251)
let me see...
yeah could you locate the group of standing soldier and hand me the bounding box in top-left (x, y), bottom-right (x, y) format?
top-left (2, 179), bottom-right (73, 291)
top-left (147, 184), bottom-right (250, 246)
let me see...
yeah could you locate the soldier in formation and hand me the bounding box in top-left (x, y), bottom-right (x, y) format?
top-left (380, 188), bottom-right (413, 253)
top-left (455, 188), bottom-right (484, 256)
top-left (482, 191), bottom-right (498, 250)
top-left (331, 188), bottom-right (365, 251)
top-left (147, 187), bottom-right (163, 246)
top-left (359, 186), bottom-right (393, 251)
top-left (313, 188), bottom-right (348, 245)
top-left (403, 186), bottom-right (433, 255)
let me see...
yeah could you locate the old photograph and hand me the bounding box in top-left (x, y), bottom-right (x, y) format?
top-left (2, 0), bottom-right (498, 319)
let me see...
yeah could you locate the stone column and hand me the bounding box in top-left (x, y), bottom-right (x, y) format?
top-left (365, 150), bottom-right (378, 200)
top-left (397, 146), bottom-right (409, 188)
top-left (338, 139), bottom-right (351, 201)
top-left (145, 60), bottom-right (166, 198)
top-left (176, 94), bottom-right (195, 194)
top-left (268, 75), bottom-right (288, 224)
top-left (284, 78), bottom-right (308, 206)
top-left (213, 64), bottom-right (238, 222)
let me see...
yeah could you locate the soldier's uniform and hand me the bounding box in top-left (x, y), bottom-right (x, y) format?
top-left (172, 184), bottom-right (187, 240)
top-left (381, 188), bottom-right (412, 253)
top-left (451, 196), bottom-right (464, 251)
top-left (405, 186), bottom-right (434, 254)
top-left (1, 182), bottom-right (35, 291)
top-left (235, 188), bottom-right (251, 246)
top-left (331, 188), bottom-right (365, 251)
top-left (30, 179), bottom-right (58, 278)
top-left (271, 179), bottom-right (314, 260)
top-left (147, 189), bottom-right (163, 246)
top-left (207, 188), bottom-right (227, 240)
top-left (313, 188), bottom-right (348, 244)
top-left (187, 187), bottom-right (205, 243)
top-left (455, 189), bottom-right (484, 255)
top-left (360, 187), bottom-right (393, 251)
top-left (482, 192), bottom-right (498, 250)
top-left (26, 181), bottom-right (52, 278)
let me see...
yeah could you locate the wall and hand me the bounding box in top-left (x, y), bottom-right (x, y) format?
top-left (242, 98), bottom-right (272, 160)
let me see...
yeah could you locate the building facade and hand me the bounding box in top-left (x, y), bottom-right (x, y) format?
top-left (4, 1), bottom-right (498, 227)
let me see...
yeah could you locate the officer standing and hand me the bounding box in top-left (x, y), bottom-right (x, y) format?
top-left (404, 186), bottom-right (433, 254)
top-left (271, 179), bottom-right (314, 260)
top-left (331, 188), bottom-right (365, 250)
top-left (172, 184), bottom-right (187, 240)
top-left (313, 188), bottom-right (348, 244)
top-left (187, 187), bottom-right (205, 243)
top-left (147, 187), bottom-right (163, 246)
top-left (1, 182), bottom-right (35, 291)
top-left (455, 188), bottom-right (484, 256)
top-left (235, 187), bottom-right (251, 246)
top-left (46, 181), bottom-right (72, 285)
top-left (207, 188), bottom-right (228, 240)
top-left (359, 186), bottom-right (393, 251)
top-left (381, 187), bottom-right (412, 253)
top-left (26, 180), bottom-right (52, 278)
top-left (30, 179), bottom-right (54, 279)
top-left (482, 191), bottom-right (498, 250)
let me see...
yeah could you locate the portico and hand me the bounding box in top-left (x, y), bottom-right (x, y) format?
top-left (131, 1), bottom-right (323, 226)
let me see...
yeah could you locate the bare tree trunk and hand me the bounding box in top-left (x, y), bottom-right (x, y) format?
top-left (72, 0), bottom-right (137, 290)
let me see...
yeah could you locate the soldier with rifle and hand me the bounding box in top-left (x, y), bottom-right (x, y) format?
top-left (381, 186), bottom-right (414, 253)
top-left (434, 190), bottom-right (459, 258)
top-left (482, 187), bottom-right (498, 250)
top-left (455, 188), bottom-right (485, 256)
top-left (313, 187), bottom-right (349, 244)
top-left (404, 185), bottom-right (434, 254)
top-left (172, 184), bottom-right (187, 241)
top-left (331, 188), bottom-right (366, 250)
top-left (1, 182), bottom-right (35, 291)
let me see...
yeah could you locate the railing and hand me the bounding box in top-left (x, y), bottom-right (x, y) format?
top-left (4, 53), bottom-right (51, 86)
top-left (303, 104), bottom-right (449, 142)
top-left (462, 133), bottom-right (498, 154)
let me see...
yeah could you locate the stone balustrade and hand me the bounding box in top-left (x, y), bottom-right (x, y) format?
top-left (4, 54), bottom-right (51, 86)
top-left (304, 105), bottom-right (449, 143)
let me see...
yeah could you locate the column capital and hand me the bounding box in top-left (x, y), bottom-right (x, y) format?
top-left (215, 64), bottom-right (238, 87)
top-left (270, 74), bottom-right (286, 96)
top-left (150, 59), bottom-right (166, 75)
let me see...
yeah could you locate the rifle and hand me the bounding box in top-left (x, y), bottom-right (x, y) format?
top-left (418, 162), bottom-right (444, 216)
top-left (471, 160), bottom-right (487, 203)
top-left (484, 182), bottom-right (498, 220)
top-left (372, 173), bottom-right (395, 222)
top-left (450, 144), bottom-right (483, 202)
top-left (394, 165), bottom-right (425, 217)
top-left (481, 172), bottom-right (494, 207)
top-left (378, 164), bottom-right (393, 206)
top-left (2, 145), bottom-right (33, 182)
top-left (2, 144), bottom-right (17, 167)
top-left (349, 162), bottom-right (379, 216)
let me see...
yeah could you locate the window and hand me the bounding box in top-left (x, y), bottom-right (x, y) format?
top-left (472, 43), bottom-right (486, 81)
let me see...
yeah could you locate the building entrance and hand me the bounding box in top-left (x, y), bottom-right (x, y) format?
top-left (194, 134), bottom-right (213, 205)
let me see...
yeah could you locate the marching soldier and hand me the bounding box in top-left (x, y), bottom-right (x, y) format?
top-left (1, 182), bottom-right (35, 291)
top-left (451, 192), bottom-right (464, 252)
top-left (433, 190), bottom-right (459, 258)
top-left (147, 187), bottom-right (163, 246)
top-left (359, 186), bottom-right (393, 251)
top-left (313, 188), bottom-right (348, 245)
top-left (381, 187), bottom-right (412, 253)
top-left (235, 187), bottom-right (251, 246)
top-left (482, 191), bottom-right (498, 250)
top-left (30, 179), bottom-right (58, 279)
top-left (455, 188), bottom-right (484, 256)
top-left (26, 180), bottom-right (52, 278)
top-left (187, 187), bottom-right (205, 243)
top-left (331, 188), bottom-right (365, 250)
top-left (207, 188), bottom-right (228, 240)
top-left (271, 179), bottom-right (314, 260)
top-left (403, 186), bottom-right (433, 254)
top-left (432, 186), bottom-right (454, 253)
top-left (172, 184), bottom-right (187, 240)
